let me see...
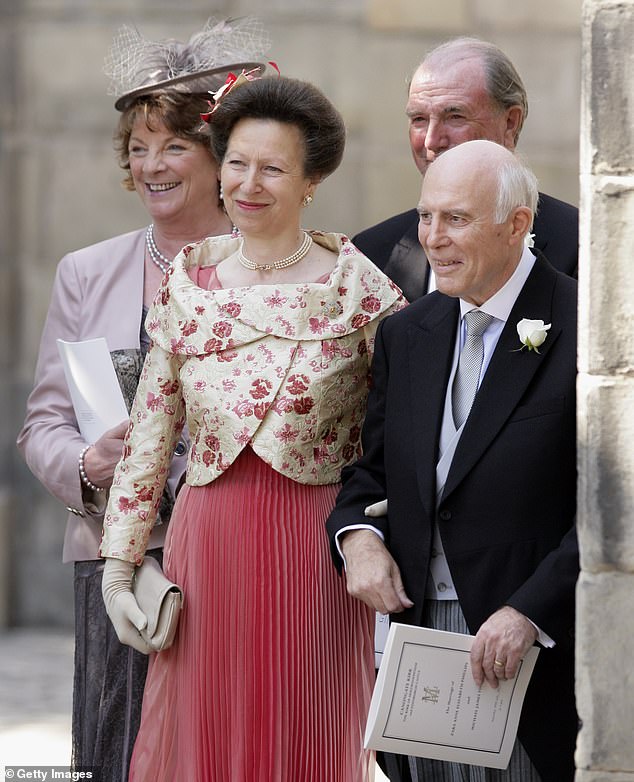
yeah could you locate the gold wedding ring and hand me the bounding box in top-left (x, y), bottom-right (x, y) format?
top-left (494, 659), bottom-right (505, 667)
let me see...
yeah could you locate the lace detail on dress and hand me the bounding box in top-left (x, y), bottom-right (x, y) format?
top-left (110, 313), bottom-right (173, 524)
top-left (111, 349), bottom-right (144, 413)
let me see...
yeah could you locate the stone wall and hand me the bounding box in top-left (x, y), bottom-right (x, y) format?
top-left (576, 1), bottom-right (634, 779)
top-left (3, 0), bottom-right (581, 626)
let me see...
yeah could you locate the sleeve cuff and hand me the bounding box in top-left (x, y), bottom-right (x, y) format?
top-left (335, 524), bottom-right (385, 570)
top-left (528, 618), bottom-right (555, 648)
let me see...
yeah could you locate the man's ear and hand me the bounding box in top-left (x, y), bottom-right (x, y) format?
top-left (508, 206), bottom-right (533, 245)
top-left (502, 106), bottom-right (523, 150)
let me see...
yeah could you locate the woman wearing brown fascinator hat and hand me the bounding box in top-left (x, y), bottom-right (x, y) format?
top-left (17, 17), bottom-right (270, 782)
top-left (99, 70), bottom-right (407, 779)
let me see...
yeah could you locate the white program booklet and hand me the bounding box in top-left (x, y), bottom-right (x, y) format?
top-left (365, 623), bottom-right (539, 769)
top-left (57, 338), bottom-right (128, 442)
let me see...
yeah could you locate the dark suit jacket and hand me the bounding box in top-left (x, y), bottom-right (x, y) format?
top-left (327, 255), bottom-right (578, 781)
top-left (353, 192), bottom-right (578, 301)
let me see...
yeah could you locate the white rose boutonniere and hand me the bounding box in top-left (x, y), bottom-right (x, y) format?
top-left (517, 318), bottom-right (551, 353)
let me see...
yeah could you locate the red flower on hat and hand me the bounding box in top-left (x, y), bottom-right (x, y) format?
top-left (200, 62), bottom-right (280, 122)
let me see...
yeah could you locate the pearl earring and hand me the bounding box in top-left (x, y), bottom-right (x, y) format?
top-left (302, 193), bottom-right (313, 207)
top-left (219, 183), bottom-right (224, 201)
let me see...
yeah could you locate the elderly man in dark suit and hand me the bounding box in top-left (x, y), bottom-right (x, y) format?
top-left (353, 38), bottom-right (578, 301)
top-left (327, 140), bottom-right (578, 782)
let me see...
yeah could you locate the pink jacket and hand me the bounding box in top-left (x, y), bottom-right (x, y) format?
top-left (17, 228), bottom-right (187, 562)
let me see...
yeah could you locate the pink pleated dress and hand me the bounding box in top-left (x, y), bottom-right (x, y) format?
top-left (129, 267), bottom-right (375, 782)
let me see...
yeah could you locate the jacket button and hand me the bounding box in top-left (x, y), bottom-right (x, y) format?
top-left (439, 510), bottom-right (451, 521)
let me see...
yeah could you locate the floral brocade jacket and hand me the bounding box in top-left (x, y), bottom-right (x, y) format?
top-left (100, 232), bottom-right (406, 563)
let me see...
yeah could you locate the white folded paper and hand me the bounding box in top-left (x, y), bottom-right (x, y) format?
top-left (365, 623), bottom-right (539, 769)
top-left (57, 338), bottom-right (128, 442)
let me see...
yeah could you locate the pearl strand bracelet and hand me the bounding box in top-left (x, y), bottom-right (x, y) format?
top-left (79, 444), bottom-right (104, 493)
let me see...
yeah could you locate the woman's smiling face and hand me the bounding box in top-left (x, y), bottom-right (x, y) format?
top-left (128, 115), bottom-right (219, 224)
top-left (220, 118), bottom-right (315, 240)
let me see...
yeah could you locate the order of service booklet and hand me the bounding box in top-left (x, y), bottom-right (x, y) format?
top-left (57, 338), bottom-right (128, 443)
top-left (364, 623), bottom-right (539, 769)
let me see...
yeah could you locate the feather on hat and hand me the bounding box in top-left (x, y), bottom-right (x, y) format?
top-left (104, 16), bottom-right (271, 111)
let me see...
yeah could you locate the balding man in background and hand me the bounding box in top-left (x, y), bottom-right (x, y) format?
top-left (354, 38), bottom-right (578, 301)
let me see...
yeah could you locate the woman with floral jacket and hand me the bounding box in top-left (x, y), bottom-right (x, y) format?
top-left (100, 75), bottom-right (406, 781)
top-left (17, 20), bottom-right (271, 781)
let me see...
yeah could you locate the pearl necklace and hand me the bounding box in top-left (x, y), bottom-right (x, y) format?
top-left (146, 225), bottom-right (172, 274)
top-left (147, 224), bottom-right (241, 272)
top-left (237, 231), bottom-right (313, 272)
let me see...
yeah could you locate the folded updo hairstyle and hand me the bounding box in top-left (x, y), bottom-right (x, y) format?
top-left (208, 76), bottom-right (346, 181)
top-left (114, 91), bottom-right (214, 191)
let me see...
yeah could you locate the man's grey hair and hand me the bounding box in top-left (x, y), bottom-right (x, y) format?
top-left (421, 37), bottom-right (529, 145)
top-left (494, 156), bottom-right (539, 228)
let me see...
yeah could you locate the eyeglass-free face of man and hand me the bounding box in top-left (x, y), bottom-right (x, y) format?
top-left (417, 141), bottom-right (532, 306)
top-left (406, 56), bottom-right (523, 176)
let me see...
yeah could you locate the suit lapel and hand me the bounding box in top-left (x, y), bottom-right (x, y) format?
top-left (406, 296), bottom-right (458, 517)
top-left (384, 216), bottom-right (430, 301)
top-left (442, 256), bottom-right (561, 501)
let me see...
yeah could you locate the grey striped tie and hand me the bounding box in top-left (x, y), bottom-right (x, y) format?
top-left (451, 310), bottom-right (494, 429)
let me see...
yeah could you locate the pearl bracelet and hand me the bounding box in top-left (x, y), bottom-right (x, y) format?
top-left (79, 444), bottom-right (104, 493)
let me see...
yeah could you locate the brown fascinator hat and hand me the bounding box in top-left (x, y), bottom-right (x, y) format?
top-left (104, 16), bottom-right (271, 111)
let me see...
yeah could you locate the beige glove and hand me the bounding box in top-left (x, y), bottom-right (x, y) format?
top-left (364, 499), bottom-right (388, 518)
top-left (102, 558), bottom-right (153, 655)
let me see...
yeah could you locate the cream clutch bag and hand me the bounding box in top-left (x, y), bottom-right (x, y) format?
top-left (132, 557), bottom-right (183, 651)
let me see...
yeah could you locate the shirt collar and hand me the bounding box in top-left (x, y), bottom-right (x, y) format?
top-left (459, 244), bottom-right (536, 323)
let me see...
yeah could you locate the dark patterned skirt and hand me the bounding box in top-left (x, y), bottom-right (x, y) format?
top-left (71, 550), bottom-right (162, 782)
